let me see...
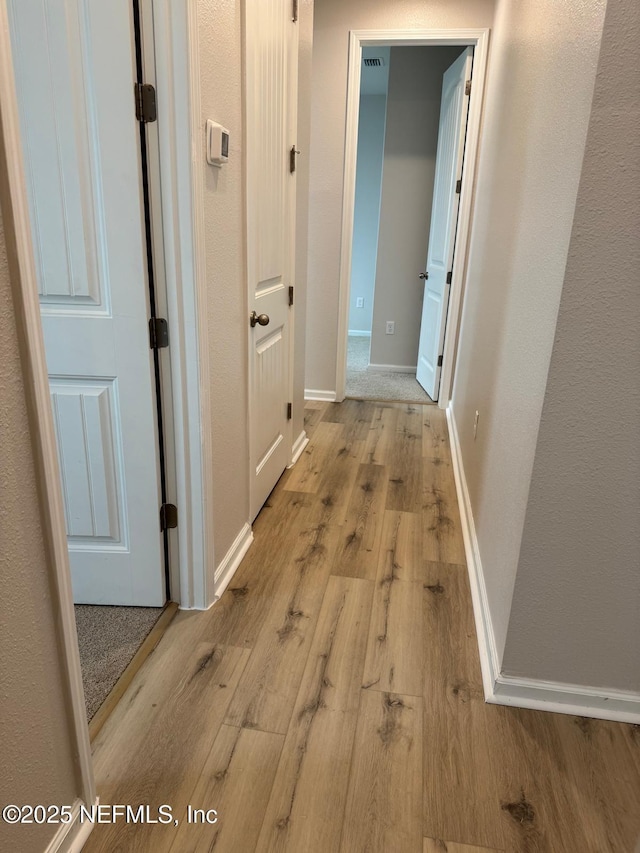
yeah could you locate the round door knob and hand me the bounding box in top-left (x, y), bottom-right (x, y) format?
top-left (419, 272), bottom-right (429, 280)
top-left (250, 311), bottom-right (270, 327)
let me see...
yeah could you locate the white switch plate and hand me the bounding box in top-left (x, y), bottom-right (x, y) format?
top-left (356, 297), bottom-right (364, 308)
top-left (386, 321), bottom-right (395, 335)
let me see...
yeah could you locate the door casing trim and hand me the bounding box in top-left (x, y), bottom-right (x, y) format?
top-left (151, 0), bottom-right (216, 609)
top-left (335, 28), bottom-right (491, 409)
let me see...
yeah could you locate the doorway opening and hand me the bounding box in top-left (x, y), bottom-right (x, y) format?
top-left (336, 30), bottom-right (490, 410)
top-left (6, 0), bottom-right (178, 727)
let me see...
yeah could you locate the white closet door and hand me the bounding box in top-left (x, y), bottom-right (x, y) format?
top-left (9, 0), bottom-right (165, 605)
top-left (246, 0), bottom-right (298, 520)
top-left (416, 48), bottom-right (473, 401)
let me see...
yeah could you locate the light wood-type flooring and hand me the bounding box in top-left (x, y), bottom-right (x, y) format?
top-left (86, 400), bottom-right (640, 853)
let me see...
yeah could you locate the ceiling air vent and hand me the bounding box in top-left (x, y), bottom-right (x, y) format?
top-left (363, 57), bottom-right (385, 67)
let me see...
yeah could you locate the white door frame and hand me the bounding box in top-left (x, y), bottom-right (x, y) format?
top-left (335, 29), bottom-right (490, 409)
top-left (149, 0), bottom-right (216, 610)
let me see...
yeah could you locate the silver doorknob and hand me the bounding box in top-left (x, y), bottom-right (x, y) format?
top-left (419, 272), bottom-right (429, 280)
top-left (250, 311), bottom-right (270, 327)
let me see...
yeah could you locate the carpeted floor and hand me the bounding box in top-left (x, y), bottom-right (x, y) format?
top-left (74, 605), bottom-right (163, 720)
top-left (346, 335), bottom-right (435, 404)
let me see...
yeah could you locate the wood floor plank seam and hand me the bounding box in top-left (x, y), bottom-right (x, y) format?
top-left (84, 401), bottom-right (640, 853)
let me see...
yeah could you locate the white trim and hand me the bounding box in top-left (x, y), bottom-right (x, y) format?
top-left (446, 406), bottom-right (499, 699)
top-left (336, 29), bottom-right (491, 410)
top-left (447, 406), bottom-right (640, 725)
top-left (153, 1), bottom-right (215, 608)
top-left (43, 797), bottom-right (99, 853)
top-left (288, 430), bottom-right (309, 467)
top-left (367, 363), bottom-right (417, 374)
top-left (305, 388), bottom-right (337, 402)
top-left (208, 523), bottom-right (254, 607)
top-left (0, 0), bottom-right (95, 812)
top-left (348, 329), bottom-right (371, 337)
top-left (490, 675), bottom-right (640, 724)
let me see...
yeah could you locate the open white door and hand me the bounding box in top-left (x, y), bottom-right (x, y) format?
top-left (246, 0), bottom-right (297, 520)
top-left (416, 48), bottom-right (473, 401)
top-left (8, 0), bottom-right (165, 605)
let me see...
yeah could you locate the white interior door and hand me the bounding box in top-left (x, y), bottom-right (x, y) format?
top-left (8, 0), bottom-right (165, 605)
top-left (246, 0), bottom-right (297, 521)
top-left (416, 48), bottom-right (473, 401)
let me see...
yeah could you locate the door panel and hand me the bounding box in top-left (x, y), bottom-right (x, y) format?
top-left (50, 380), bottom-right (123, 543)
top-left (416, 48), bottom-right (473, 401)
top-left (9, 0), bottom-right (165, 605)
top-left (246, 0), bottom-right (297, 520)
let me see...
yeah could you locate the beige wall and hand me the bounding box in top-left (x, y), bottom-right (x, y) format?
top-left (370, 46), bottom-right (462, 369)
top-left (450, 0), bottom-right (607, 663)
top-left (293, 0), bottom-right (315, 443)
top-left (305, 0), bottom-right (496, 394)
top-left (197, 1), bottom-right (312, 560)
top-left (503, 0), bottom-right (640, 692)
top-left (0, 198), bottom-right (81, 850)
top-left (197, 0), bottom-right (249, 563)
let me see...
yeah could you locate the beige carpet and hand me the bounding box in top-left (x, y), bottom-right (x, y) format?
top-left (346, 336), bottom-right (435, 404)
top-left (75, 605), bottom-right (163, 720)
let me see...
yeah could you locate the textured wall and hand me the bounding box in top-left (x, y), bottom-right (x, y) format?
top-left (450, 0), bottom-right (607, 664)
top-left (305, 0), bottom-right (496, 394)
top-left (0, 206), bottom-right (79, 850)
top-left (349, 93), bottom-right (387, 335)
top-left (293, 0), bottom-right (315, 443)
top-left (197, 0), bottom-right (249, 561)
top-left (370, 46), bottom-right (462, 368)
top-left (503, 0), bottom-right (640, 692)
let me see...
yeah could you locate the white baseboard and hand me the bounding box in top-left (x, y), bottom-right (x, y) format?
top-left (446, 405), bottom-right (640, 725)
top-left (490, 673), bottom-right (640, 723)
top-left (348, 329), bottom-right (371, 337)
top-left (288, 430), bottom-right (309, 468)
top-left (446, 406), bottom-right (500, 699)
top-left (304, 389), bottom-right (337, 402)
top-left (367, 363), bottom-right (417, 374)
top-left (45, 797), bottom-right (98, 853)
top-left (211, 522), bottom-right (253, 605)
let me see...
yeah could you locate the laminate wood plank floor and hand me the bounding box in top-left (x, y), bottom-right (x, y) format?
top-left (86, 401), bottom-right (640, 853)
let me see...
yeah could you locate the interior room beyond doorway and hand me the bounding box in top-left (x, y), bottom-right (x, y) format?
top-left (346, 44), bottom-right (467, 404)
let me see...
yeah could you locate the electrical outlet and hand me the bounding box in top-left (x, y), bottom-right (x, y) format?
top-left (473, 410), bottom-right (480, 440)
top-left (385, 321), bottom-right (395, 335)
top-left (356, 297), bottom-right (364, 308)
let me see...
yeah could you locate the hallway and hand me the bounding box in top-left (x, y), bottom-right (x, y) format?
top-left (86, 401), bottom-right (640, 853)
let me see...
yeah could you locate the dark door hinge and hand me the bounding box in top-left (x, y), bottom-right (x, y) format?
top-left (287, 402), bottom-right (292, 420)
top-left (292, 0), bottom-right (298, 22)
top-left (289, 285), bottom-right (294, 306)
top-left (465, 79), bottom-right (472, 96)
top-left (455, 179), bottom-right (462, 194)
top-left (289, 145), bottom-right (300, 174)
top-left (160, 503), bottom-right (178, 531)
top-left (446, 271), bottom-right (453, 285)
top-left (135, 83), bottom-right (157, 123)
top-left (437, 355), bottom-right (443, 367)
top-left (149, 317), bottom-right (169, 349)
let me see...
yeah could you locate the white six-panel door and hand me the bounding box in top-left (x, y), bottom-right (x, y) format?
top-left (246, 0), bottom-right (297, 520)
top-left (8, 0), bottom-right (165, 605)
top-left (416, 48), bottom-right (473, 401)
